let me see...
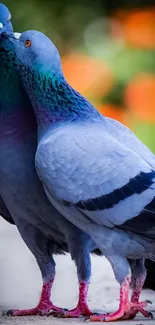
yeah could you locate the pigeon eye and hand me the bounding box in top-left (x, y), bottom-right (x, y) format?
top-left (24, 40), bottom-right (31, 48)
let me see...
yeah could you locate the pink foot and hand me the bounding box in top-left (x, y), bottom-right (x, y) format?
top-left (53, 303), bottom-right (93, 318)
top-left (122, 301), bottom-right (153, 320)
top-left (52, 281), bottom-right (92, 318)
top-left (7, 280), bottom-right (65, 316)
top-left (89, 275), bottom-right (153, 322)
top-left (122, 273), bottom-right (152, 320)
top-left (89, 301), bottom-right (153, 322)
top-left (7, 302), bottom-right (64, 316)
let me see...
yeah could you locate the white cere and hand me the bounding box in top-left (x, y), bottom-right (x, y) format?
top-left (14, 32), bottom-right (21, 40)
top-left (0, 22), bottom-right (3, 29)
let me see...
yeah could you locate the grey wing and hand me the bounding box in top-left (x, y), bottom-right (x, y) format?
top-left (36, 123), bottom-right (155, 241)
top-left (0, 195), bottom-right (15, 225)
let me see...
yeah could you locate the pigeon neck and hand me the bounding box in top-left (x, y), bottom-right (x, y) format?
top-left (24, 69), bottom-right (102, 139)
top-left (0, 47), bottom-right (36, 140)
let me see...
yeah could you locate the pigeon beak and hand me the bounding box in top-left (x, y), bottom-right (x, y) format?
top-left (0, 22), bottom-right (3, 29)
top-left (0, 31), bottom-right (21, 42)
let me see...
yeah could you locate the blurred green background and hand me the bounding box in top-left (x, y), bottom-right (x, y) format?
top-left (3, 0), bottom-right (155, 152)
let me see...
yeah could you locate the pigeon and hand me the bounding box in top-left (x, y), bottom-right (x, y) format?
top-left (0, 5), bottom-right (14, 227)
top-left (11, 29), bottom-right (155, 322)
top-left (0, 9), bottom-right (102, 318)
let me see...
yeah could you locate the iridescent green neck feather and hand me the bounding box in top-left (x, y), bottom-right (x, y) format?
top-left (20, 65), bottom-right (103, 138)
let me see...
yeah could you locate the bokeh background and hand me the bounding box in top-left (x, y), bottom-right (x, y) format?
top-left (4, 0), bottom-right (155, 152)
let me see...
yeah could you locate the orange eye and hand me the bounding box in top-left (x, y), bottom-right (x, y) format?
top-left (24, 40), bottom-right (31, 48)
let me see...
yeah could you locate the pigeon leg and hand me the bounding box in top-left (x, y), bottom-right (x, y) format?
top-left (62, 281), bottom-right (92, 317)
top-left (90, 274), bottom-right (152, 322)
top-left (7, 255), bottom-right (64, 316)
top-left (131, 259), bottom-right (146, 304)
top-left (53, 281), bottom-right (92, 318)
top-left (90, 275), bottom-right (131, 322)
top-left (122, 274), bottom-right (152, 320)
top-left (52, 236), bottom-right (93, 318)
top-left (122, 259), bottom-right (152, 320)
top-left (90, 256), bottom-right (152, 322)
top-left (131, 274), bottom-right (146, 303)
top-left (7, 279), bottom-right (63, 316)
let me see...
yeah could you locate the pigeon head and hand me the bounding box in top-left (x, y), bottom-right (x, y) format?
top-left (0, 3), bottom-right (13, 35)
top-left (8, 29), bottom-right (101, 133)
top-left (12, 30), bottom-right (63, 77)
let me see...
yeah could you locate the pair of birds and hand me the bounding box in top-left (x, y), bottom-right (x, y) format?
top-left (0, 3), bottom-right (101, 319)
top-left (1, 3), bottom-right (155, 322)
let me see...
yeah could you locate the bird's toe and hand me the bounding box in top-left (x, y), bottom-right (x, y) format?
top-left (6, 309), bottom-right (14, 317)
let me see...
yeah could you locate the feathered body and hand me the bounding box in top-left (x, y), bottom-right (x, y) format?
top-left (12, 30), bottom-right (155, 321)
top-left (0, 24), bottom-right (101, 317)
top-left (22, 69), bottom-right (155, 259)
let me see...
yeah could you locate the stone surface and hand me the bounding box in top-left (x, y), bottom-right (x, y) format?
top-left (0, 218), bottom-right (155, 324)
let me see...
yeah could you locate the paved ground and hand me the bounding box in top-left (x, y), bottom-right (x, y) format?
top-left (1, 315), bottom-right (155, 325)
top-left (0, 218), bottom-right (155, 325)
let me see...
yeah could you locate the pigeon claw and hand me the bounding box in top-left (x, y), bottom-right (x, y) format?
top-left (52, 304), bottom-right (93, 318)
top-left (122, 301), bottom-right (153, 320)
top-left (6, 303), bottom-right (64, 317)
top-left (7, 310), bottom-right (14, 317)
top-left (146, 299), bottom-right (152, 305)
top-left (48, 308), bottom-right (68, 316)
top-left (86, 314), bottom-right (105, 322)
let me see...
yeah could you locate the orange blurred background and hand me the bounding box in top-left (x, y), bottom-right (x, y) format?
top-left (4, 1), bottom-right (155, 151)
